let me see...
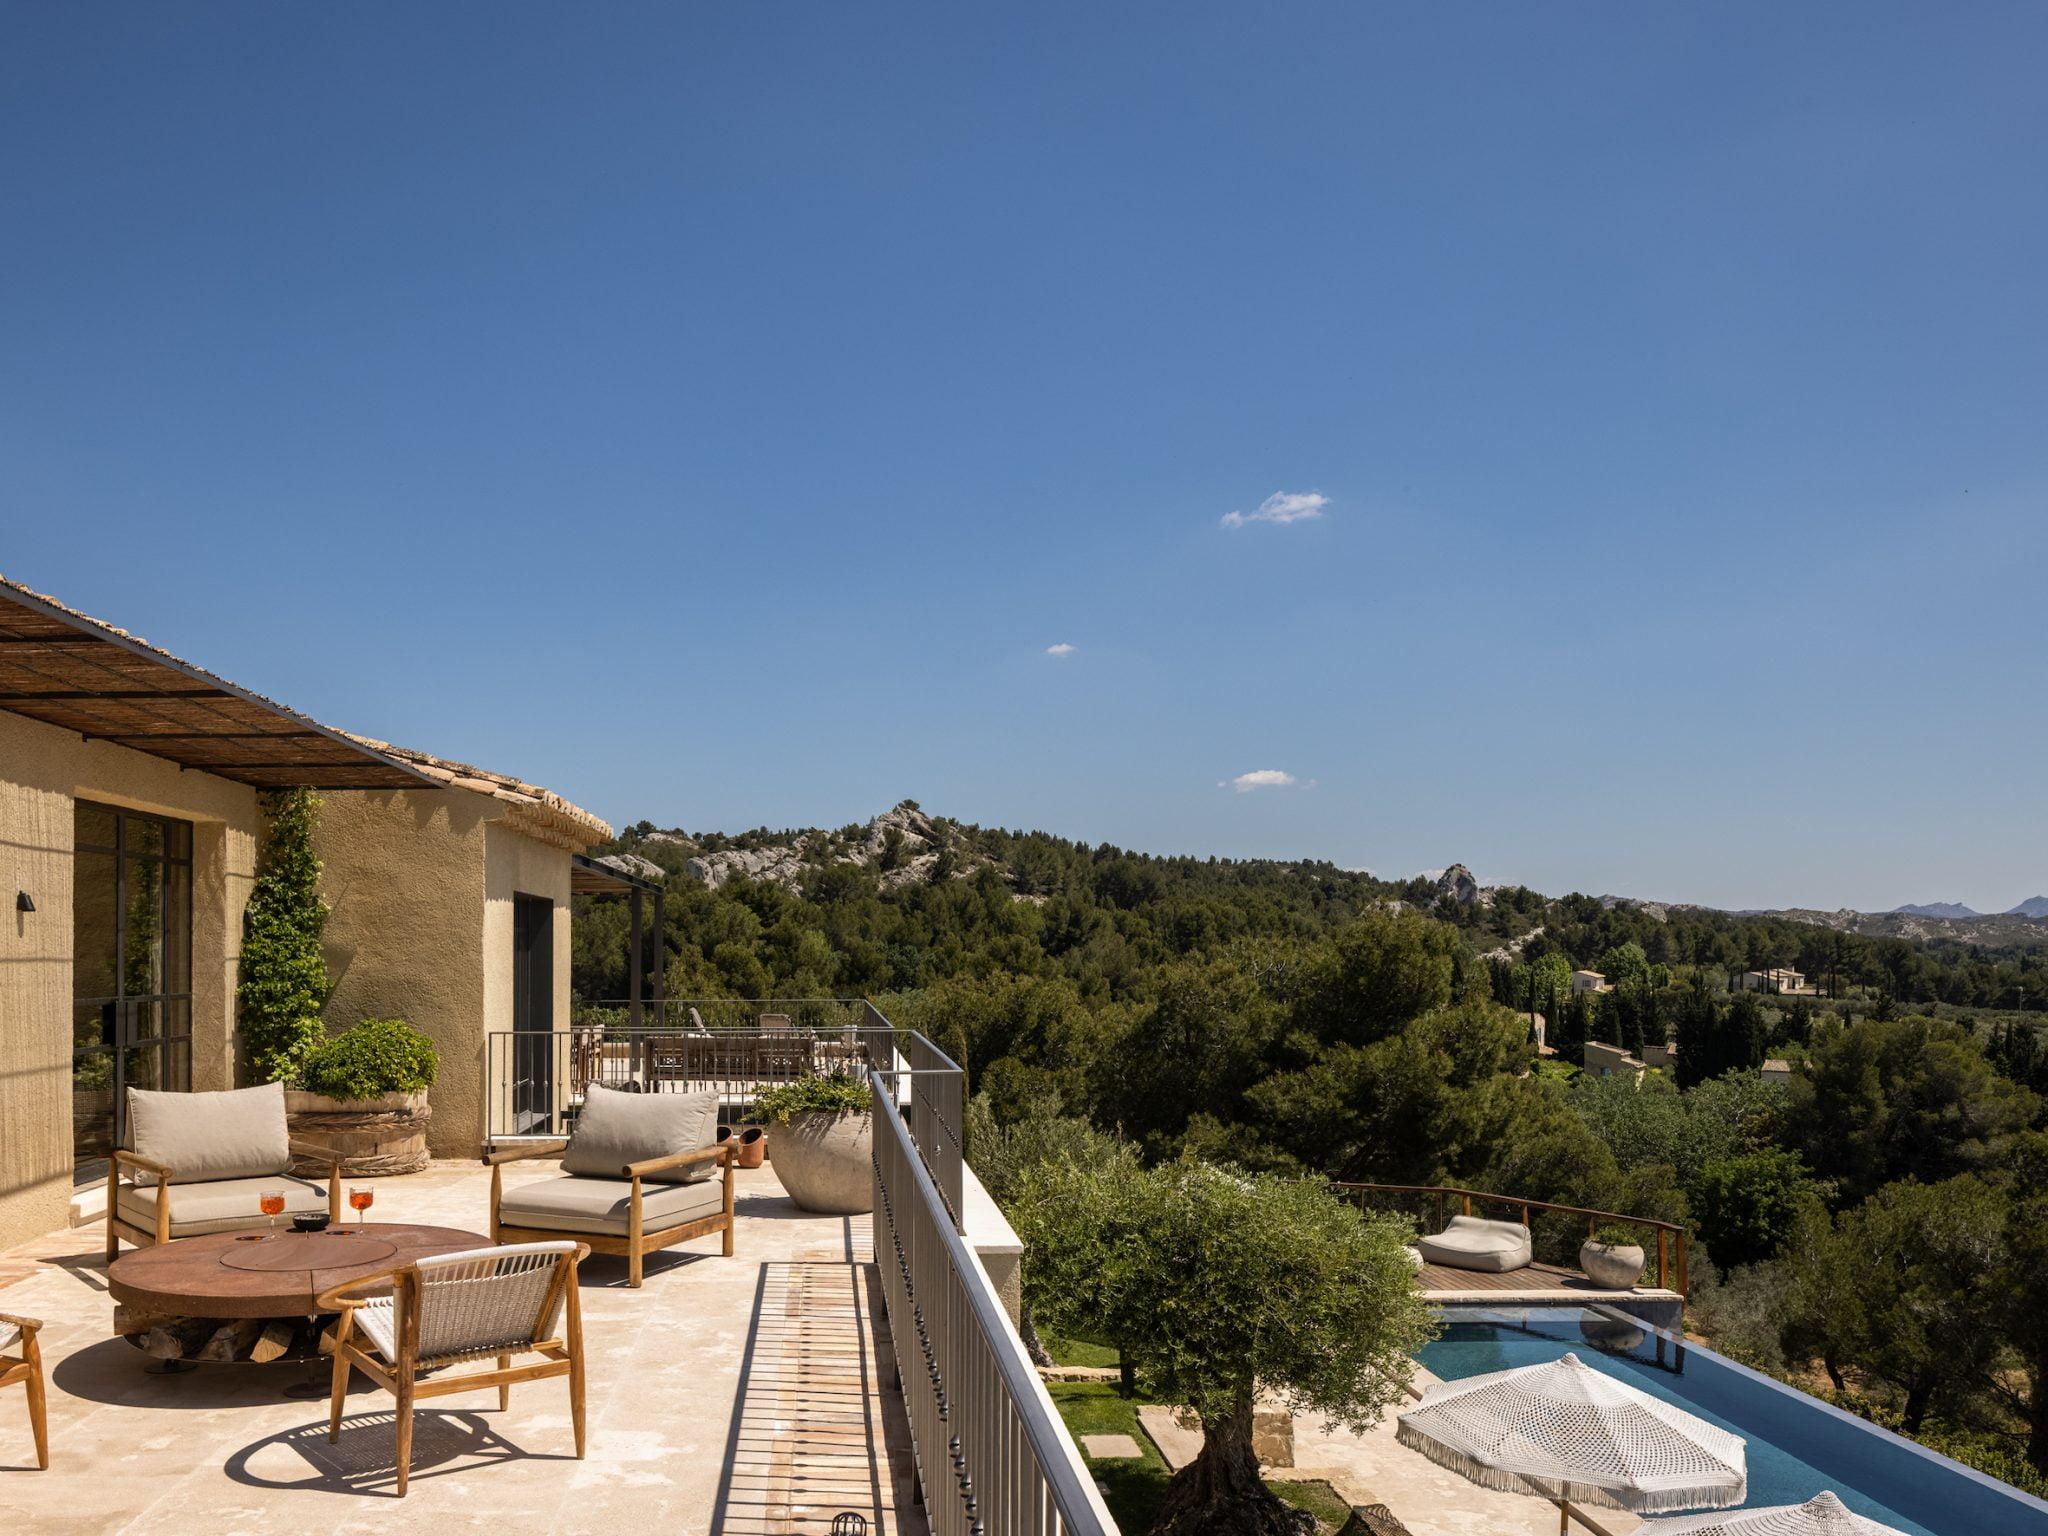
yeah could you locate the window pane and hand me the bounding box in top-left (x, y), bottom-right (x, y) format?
top-left (122, 856), bottom-right (165, 997)
top-left (74, 1000), bottom-right (115, 1055)
top-left (73, 850), bottom-right (119, 1000)
top-left (165, 1038), bottom-right (191, 1095)
top-left (165, 819), bottom-right (191, 861)
top-left (75, 802), bottom-right (117, 850)
top-left (162, 862), bottom-right (191, 995)
top-left (72, 1052), bottom-right (115, 1160)
top-left (124, 1041), bottom-right (162, 1093)
top-left (127, 817), bottom-right (165, 859)
top-left (127, 999), bottom-right (164, 1044)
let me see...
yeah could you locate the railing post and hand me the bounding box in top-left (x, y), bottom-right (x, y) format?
top-left (627, 889), bottom-right (644, 1029)
top-left (650, 889), bottom-right (665, 1025)
top-left (1461, 1193), bottom-right (1472, 1218)
top-left (1676, 1231), bottom-right (1688, 1296)
top-left (1656, 1229), bottom-right (1668, 1290)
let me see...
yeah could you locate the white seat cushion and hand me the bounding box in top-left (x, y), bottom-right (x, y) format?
top-left (1415, 1215), bottom-right (1534, 1273)
top-left (498, 1174), bottom-right (723, 1237)
top-left (118, 1174), bottom-right (329, 1238)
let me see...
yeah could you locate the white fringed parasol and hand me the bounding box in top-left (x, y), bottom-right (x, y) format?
top-left (1396, 1351), bottom-right (1747, 1520)
top-left (1637, 1491), bottom-right (1909, 1535)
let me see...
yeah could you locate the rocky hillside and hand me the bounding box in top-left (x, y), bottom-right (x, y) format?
top-left (619, 802), bottom-right (999, 893)
top-left (1760, 905), bottom-right (2048, 948)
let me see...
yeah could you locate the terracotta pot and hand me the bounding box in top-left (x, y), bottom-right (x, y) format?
top-left (285, 1089), bottom-right (431, 1176)
top-left (766, 1110), bottom-right (872, 1214)
top-left (1579, 1240), bottom-right (1645, 1290)
top-left (732, 1125), bottom-right (766, 1169)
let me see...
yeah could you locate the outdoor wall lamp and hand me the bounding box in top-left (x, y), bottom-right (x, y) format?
top-left (16, 891), bottom-right (33, 913)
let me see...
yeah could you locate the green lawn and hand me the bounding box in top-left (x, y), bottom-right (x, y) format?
top-left (1041, 1331), bottom-right (1123, 1368)
top-left (1046, 1383), bottom-right (1353, 1534)
top-left (1048, 1383), bottom-right (1173, 1532)
top-left (1269, 1478), bottom-right (1356, 1530)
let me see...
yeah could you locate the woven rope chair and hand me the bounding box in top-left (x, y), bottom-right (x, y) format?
top-left (318, 1240), bottom-right (589, 1496)
top-left (0, 1310), bottom-right (47, 1471)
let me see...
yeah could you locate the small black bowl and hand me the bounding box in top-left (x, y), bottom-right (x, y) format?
top-left (291, 1212), bottom-right (332, 1233)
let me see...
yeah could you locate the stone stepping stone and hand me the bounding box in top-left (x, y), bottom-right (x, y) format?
top-left (1081, 1433), bottom-right (1144, 1460)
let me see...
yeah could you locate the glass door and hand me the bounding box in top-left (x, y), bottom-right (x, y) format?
top-left (511, 892), bottom-right (555, 1133)
top-left (73, 803), bottom-right (193, 1158)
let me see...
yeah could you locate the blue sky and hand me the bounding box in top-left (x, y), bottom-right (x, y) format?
top-left (4, 5), bottom-right (2045, 912)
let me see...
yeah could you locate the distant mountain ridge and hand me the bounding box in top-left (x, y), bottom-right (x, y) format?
top-left (1760, 904), bottom-right (2048, 947)
top-left (1885, 898), bottom-right (2048, 920)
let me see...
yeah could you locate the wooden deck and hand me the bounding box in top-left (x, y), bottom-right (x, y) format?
top-left (1416, 1259), bottom-right (1682, 1304)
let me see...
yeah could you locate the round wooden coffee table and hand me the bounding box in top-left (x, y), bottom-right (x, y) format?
top-left (108, 1223), bottom-right (488, 1377)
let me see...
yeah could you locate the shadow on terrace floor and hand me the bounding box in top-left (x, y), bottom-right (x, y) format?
top-left (224, 1408), bottom-right (567, 1499)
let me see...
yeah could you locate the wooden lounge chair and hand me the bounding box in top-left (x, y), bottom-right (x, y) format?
top-left (320, 1241), bottom-right (587, 1496)
top-left (107, 1082), bottom-right (341, 1258)
top-left (0, 1310), bottom-right (47, 1471)
top-left (486, 1084), bottom-right (734, 1287)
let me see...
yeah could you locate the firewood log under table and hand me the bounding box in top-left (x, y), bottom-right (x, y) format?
top-left (106, 1224), bottom-right (488, 1368)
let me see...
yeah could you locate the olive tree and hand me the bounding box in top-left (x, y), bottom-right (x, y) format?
top-left (1012, 1158), bottom-right (1432, 1536)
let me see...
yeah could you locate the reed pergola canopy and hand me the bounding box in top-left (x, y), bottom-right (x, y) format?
top-left (0, 575), bottom-right (434, 791)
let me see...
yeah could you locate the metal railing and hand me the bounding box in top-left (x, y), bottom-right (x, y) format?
top-left (871, 1064), bottom-right (1117, 1536)
top-left (486, 998), bottom-right (967, 1224)
top-left (487, 998), bottom-right (1108, 1530)
top-left (1333, 1181), bottom-right (1690, 1293)
top-left (574, 997), bottom-right (871, 1034)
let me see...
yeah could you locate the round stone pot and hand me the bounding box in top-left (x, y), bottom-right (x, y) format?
top-left (285, 1090), bottom-right (432, 1176)
top-left (767, 1110), bottom-right (872, 1214)
top-left (1579, 1240), bottom-right (1646, 1290)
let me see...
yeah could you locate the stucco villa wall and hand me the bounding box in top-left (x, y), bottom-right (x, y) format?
top-left (316, 793), bottom-right (576, 1158)
top-left (314, 790), bottom-right (491, 1158)
top-left (481, 821), bottom-right (574, 1137)
top-left (0, 709), bottom-right (260, 1252)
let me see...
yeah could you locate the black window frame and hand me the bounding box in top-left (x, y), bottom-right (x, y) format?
top-left (72, 801), bottom-right (195, 1155)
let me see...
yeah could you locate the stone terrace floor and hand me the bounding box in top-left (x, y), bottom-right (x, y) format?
top-left (0, 1163), bottom-right (927, 1536)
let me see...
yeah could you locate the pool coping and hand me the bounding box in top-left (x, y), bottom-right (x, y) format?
top-left (1430, 1301), bottom-right (2048, 1524)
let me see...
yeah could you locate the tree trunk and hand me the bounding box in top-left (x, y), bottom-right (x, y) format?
top-left (1149, 1395), bottom-right (1312, 1536)
top-left (1018, 1303), bottom-right (1052, 1370)
top-left (1902, 1380), bottom-right (1932, 1434)
top-left (1821, 1353), bottom-right (1846, 1393)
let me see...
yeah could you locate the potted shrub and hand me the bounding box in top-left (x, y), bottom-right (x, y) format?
top-left (1579, 1222), bottom-right (1647, 1290)
top-left (751, 1074), bottom-right (872, 1214)
top-left (287, 1018), bottom-right (438, 1177)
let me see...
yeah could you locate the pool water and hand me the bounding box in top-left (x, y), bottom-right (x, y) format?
top-left (1416, 1307), bottom-right (2048, 1536)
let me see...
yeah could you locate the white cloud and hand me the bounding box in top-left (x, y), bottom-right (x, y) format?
top-left (1045, 642), bottom-right (1077, 658)
top-left (1223, 769), bottom-right (1299, 793)
top-left (1221, 490), bottom-right (1329, 529)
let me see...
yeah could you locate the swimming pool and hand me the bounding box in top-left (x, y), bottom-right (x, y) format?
top-left (1417, 1306), bottom-right (2048, 1536)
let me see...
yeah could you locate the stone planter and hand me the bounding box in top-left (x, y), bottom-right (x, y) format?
top-left (285, 1089), bottom-right (431, 1177)
top-left (767, 1109), bottom-right (872, 1214)
top-left (1579, 1240), bottom-right (1645, 1290)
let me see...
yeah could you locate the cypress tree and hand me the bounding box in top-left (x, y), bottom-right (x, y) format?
top-left (237, 788), bottom-right (330, 1083)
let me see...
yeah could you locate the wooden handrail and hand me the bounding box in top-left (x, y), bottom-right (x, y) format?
top-left (1333, 1181), bottom-right (1689, 1293)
